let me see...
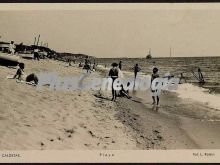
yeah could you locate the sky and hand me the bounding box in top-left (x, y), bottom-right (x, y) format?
top-left (0, 5), bottom-right (220, 58)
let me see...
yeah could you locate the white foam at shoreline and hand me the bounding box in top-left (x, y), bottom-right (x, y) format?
top-left (174, 83), bottom-right (220, 111)
top-left (98, 65), bottom-right (220, 110)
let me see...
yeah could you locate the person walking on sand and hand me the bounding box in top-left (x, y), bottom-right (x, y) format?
top-left (132, 63), bottom-right (141, 80)
top-left (151, 67), bottom-right (160, 106)
top-left (118, 61), bottom-right (122, 70)
top-left (109, 63), bottom-right (119, 101)
top-left (33, 49), bottom-right (40, 61)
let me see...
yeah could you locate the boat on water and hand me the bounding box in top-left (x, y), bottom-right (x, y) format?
top-left (146, 49), bottom-right (152, 59)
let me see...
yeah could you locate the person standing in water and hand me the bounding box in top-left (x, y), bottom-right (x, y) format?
top-left (118, 61), bottom-right (122, 70)
top-left (191, 67), bottom-right (205, 84)
top-left (198, 68), bottom-right (205, 84)
top-left (132, 63), bottom-right (141, 79)
top-left (109, 63), bottom-right (119, 101)
top-left (151, 67), bottom-right (160, 106)
top-left (179, 72), bottom-right (187, 84)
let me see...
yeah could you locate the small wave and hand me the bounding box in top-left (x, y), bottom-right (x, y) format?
top-left (174, 83), bottom-right (220, 111)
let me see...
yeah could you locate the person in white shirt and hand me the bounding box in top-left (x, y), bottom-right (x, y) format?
top-left (9, 41), bottom-right (16, 55)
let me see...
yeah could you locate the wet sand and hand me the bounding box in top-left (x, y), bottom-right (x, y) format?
top-left (97, 66), bottom-right (220, 149)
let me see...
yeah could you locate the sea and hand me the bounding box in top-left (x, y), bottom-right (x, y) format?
top-left (96, 56), bottom-right (220, 113)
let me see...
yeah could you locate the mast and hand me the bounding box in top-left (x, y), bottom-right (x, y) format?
top-left (34, 37), bottom-right (36, 46)
top-left (36, 34), bottom-right (40, 46)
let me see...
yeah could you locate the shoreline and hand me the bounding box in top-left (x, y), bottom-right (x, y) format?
top-left (0, 56), bottom-right (220, 149)
top-left (97, 66), bottom-right (220, 149)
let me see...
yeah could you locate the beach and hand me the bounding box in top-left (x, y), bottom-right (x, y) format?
top-left (0, 54), bottom-right (220, 150)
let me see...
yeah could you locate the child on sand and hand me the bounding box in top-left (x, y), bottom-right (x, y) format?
top-left (109, 63), bottom-right (119, 101)
top-left (13, 63), bottom-right (38, 85)
top-left (151, 67), bottom-right (160, 106)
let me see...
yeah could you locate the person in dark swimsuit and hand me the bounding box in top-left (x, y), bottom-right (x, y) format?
top-left (132, 63), bottom-right (141, 79)
top-left (118, 61), bottom-right (122, 70)
top-left (109, 63), bottom-right (119, 101)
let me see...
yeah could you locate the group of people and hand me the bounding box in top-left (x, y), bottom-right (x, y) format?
top-left (81, 58), bottom-right (97, 73)
top-left (12, 62), bottom-right (39, 85)
top-left (108, 61), bottom-right (160, 105)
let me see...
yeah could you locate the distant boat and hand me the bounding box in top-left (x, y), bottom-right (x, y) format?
top-left (146, 49), bottom-right (152, 59)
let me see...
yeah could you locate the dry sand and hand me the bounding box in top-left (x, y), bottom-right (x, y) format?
top-left (0, 56), bottom-right (137, 150)
top-left (0, 53), bottom-right (220, 150)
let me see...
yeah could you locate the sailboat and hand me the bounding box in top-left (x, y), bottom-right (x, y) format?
top-left (146, 48), bottom-right (152, 59)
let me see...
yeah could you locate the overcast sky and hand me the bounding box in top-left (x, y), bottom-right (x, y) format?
top-left (0, 6), bottom-right (220, 58)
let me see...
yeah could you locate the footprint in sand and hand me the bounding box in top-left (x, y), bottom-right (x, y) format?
top-left (88, 130), bottom-right (95, 137)
top-left (84, 143), bottom-right (92, 147)
top-left (64, 128), bottom-right (75, 134)
top-left (57, 137), bottom-right (63, 141)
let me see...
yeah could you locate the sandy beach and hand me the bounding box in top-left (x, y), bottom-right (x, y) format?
top-left (0, 54), bottom-right (220, 150)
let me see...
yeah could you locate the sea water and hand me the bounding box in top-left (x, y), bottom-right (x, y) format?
top-left (97, 56), bottom-right (220, 112)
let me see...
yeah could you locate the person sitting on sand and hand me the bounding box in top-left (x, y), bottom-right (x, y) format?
top-left (132, 63), bottom-right (141, 80)
top-left (118, 83), bottom-right (132, 99)
top-left (109, 63), bottom-right (119, 101)
top-left (151, 67), bottom-right (160, 106)
top-left (13, 63), bottom-right (38, 85)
